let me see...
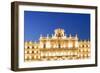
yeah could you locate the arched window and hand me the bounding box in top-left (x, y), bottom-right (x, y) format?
top-left (46, 41), bottom-right (51, 48)
top-left (58, 44), bottom-right (60, 48)
top-left (44, 44), bottom-right (46, 48)
top-left (32, 46), bottom-right (34, 49)
top-left (27, 46), bottom-right (30, 49)
top-left (27, 51), bottom-right (29, 54)
top-left (68, 41), bottom-right (73, 48)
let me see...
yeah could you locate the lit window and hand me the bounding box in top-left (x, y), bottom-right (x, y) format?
top-left (77, 54), bottom-right (80, 57)
top-left (45, 53), bottom-right (48, 56)
top-left (80, 45), bottom-right (83, 48)
top-left (39, 42), bottom-right (44, 48)
top-left (84, 54), bottom-right (87, 57)
top-left (67, 52), bottom-right (70, 55)
top-left (34, 55), bottom-right (37, 59)
top-left (60, 45), bottom-right (63, 48)
top-left (25, 56), bottom-right (27, 59)
top-left (74, 52), bottom-right (77, 55)
top-left (29, 41), bottom-right (32, 44)
top-left (34, 46), bottom-right (37, 49)
top-left (80, 49), bottom-right (83, 52)
top-left (80, 54), bottom-right (83, 57)
top-left (46, 41), bottom-right (51, 48)
top-left (68, 42), bottom-right (73, 48)
top-left (88, 49), bottom-right (90, 52)
top-left (29, 51), bottom-right (32, 54)
top-left (49, 53), bottom-right (52, 56)
top-left (75, 41), bottom-right (78, 48)
top-left (70, 52), bottom-right (73, 55)
top-left (25, 51), bottom-right (27, 54)
top-left (56, 52), bottom-right (59, 56)
top-left (29, 56), bottom-right (32, 59)
top-left (29, 46), bottom-right (32, 49)
top-left (66, 52), bottom-right (68, 55)
top-left (40, 53), bottom-right (44, 56)
top-left (63, 52), bottom-right (66, 55)
top-left (38, 56), bottom-right (40, 59)
top-left (60, 52), bottom-right (64, 56)
top-left (25, 46), bottom-right (27, 49)
top-left (52, 53), bottom-right (55, 56)
top-left (84, 48), bottom-right (87, 52)
top-left (88, 44), bottom-right (90, 47)
top-left (34, 51), bottom-right (37, 53)
top-left (53, 45), bottom-right (56, 48)
top-left (88, 53), bottom-right (91, 56)
top-left (63, 44), bottom-right (66, 48)
top-left (84, 45), bottom-right (86, 47)
top-left (56, 45), bottom-right (59, 48)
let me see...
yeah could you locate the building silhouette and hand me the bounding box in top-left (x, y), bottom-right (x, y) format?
top-left (24, 28), bottom-right (90, 61)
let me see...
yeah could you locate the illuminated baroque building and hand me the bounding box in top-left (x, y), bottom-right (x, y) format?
top-left (24, 28), bottom-right (90, 61)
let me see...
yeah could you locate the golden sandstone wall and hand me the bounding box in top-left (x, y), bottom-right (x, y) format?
top-left (24, 40), bottom-right (90, 61)
top-left (24, 28), bottom-right (90, 61)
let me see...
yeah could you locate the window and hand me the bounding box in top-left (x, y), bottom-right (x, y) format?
top-left (68, 42), bottom-right (73, 48)
top-left (46, 41), bottom-right (51, 48)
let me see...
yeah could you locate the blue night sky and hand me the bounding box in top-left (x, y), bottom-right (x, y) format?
top-left (24, 11), bottom-right (90, 42)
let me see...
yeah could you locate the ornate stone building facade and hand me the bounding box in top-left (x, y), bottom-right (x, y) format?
top-left (24, 28), bottom-right (90, 61)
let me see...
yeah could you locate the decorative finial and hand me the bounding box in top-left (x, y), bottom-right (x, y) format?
top-left (47, 34), bottom-right (49, 39)
top-left (65, 34), bottom-right (67, 37)
top-left (69, 34), bottom-right (72, 38)
top-left (52, 34), bottom-right (53, 37)
top-left (34, 41), bottom-right (37, 44)
top-left (75, 34), bottom-right (78, 37)
top-left (40, 34), bottom-right (43, 39)
top-left (29, 41), bottom-right (32, 44)
top-left (40, 34), bottom-right (42, 37)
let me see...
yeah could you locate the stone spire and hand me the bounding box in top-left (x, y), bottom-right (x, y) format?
top-left (40, 34), bottom-right (43, 39)
top-left (75, 34), bottom-right (78, 40)
top-left (69, 34), bottom-right (72, 38)
top-left (47, 34), bottom-right (49, 39)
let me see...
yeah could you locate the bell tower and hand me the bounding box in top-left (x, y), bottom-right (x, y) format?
top-left (54, 28), bottom-right (65, 38)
